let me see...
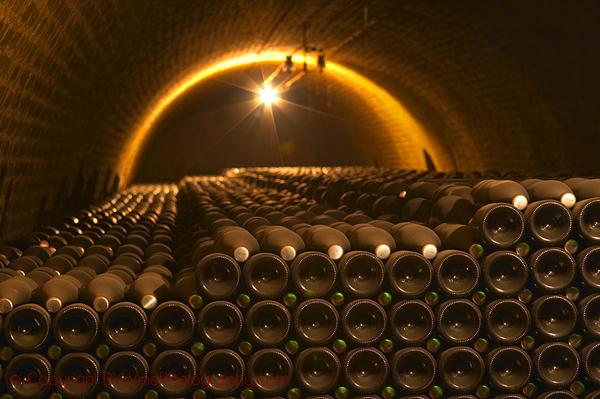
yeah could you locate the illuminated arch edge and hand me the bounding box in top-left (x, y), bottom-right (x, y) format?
top-left (119, 51), bottom-right (450, 183)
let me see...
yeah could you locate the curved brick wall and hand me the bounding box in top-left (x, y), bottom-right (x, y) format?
top-left (0, 1), bottom-right (599, 240)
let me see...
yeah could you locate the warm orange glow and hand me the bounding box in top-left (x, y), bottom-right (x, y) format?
top-left (119, 51), bottom-right (451, 184)
top-left (258, 85), bottom-right (279, 105)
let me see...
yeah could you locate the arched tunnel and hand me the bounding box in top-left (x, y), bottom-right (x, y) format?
top-left (2, 0), bottom-right (599, 240)
top-left (1, 2), bottom-right (600, 398)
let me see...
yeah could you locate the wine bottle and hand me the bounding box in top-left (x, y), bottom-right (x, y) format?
top-left (113, 253), bottom-right (144, 275)
top-left (521, 179), bottom-right (576, 208)
top-left (44, 254), bottom-right (76, 274)
top-left (342, 299), bottom-right (387, 344)
top-left (406, 181), bottom-right (439, 200)
top-left (579, 293), bottom-right (600, 337)
top-left (0, 275), bottom-right (39, 313)
top-left (343, 211), bottom-right (373, 225)
top-left (296, 347), bottom-right (341, 393)
top-left (149, 300), bottom-right (196, 348)
top-left (38, 275), bottom-right (81, 312)
top-left (4, 303), bottom-right (51, 351)
top-left (197, 301), bottom-right (243, 346)
top-left (486, 346), bottom-right (532, 391)
top-left (391, 347), bottom-right (436, 393)
top-left (150, 349), bottom-right (197, 396)
top-left (191, 239), bottom-right (215, 266)
top-left (258, 225), bottom-right (305, 261)
top-left (24, 245), bottom-right (54, 262)
top-left (116, 243), bottom-right (145, 259)
top-left (469, 203), bottom-right (525, 249)
top-left (572, 198), bottom-right (600, 243)
top-left (302, 225), bottom-right (351, 260)
top-left (141, 265), bottom-right (172, 281)
top-left (66, 265), bottom-right (97, 285)
top-left (347, 225), bottom-right (396, 259)
top-left (197, 349), bottom-right (245, 395)
top-left (434, 223), bottom-right (483, 258)
top-left (242, 215), bottom-right (272, 236)
top-left (582, 342), bottom-right (600, 386)
top-left (82, 272), bottom-right (128, 312)
top-left (102, 351), bottom-right (149, 398)
top-left (430, 195), bottom-right (476, 225)
top-left (433, 250), bottom-right (481, 297)
top-left (127, 272), bottom-right (170, 310)
top-left (531, 295), bottom-right (577, 340)
top-left (247, 348), bottom-right (293, 395)
top-left (0, 245), bottom-right (23, 261)
top-left (389, 222), bottom-right (440, 259)
top-left (54, 352), bottom-right (101, 398)
top-left (529, 248), bottom-right (576, 292)
top-left (472, 180), bottom-right (529, 210)
top-left (371, 195), bottom-right (405, 218)
top-left (437, 299), bottom-right (482, 344)
top-left (246, 300), bottom-right (291, 346)
top-left (537, 392), bottom-right (578, 399)
top-left (26, 266), bottom-right (58, 286)
top-left (214, 226), bottom-right (260, 262)
top-left (194, 253), bottom-right (241, 299)
top-left (481, 250), bottom-right (528, 296)
top-left (534, 342), bottom-right (580, 388)
top-left (290, 251), bottom-right (337, 298)
top-left (485, 299), bottom-right (530, 344)
top-left (585, 390), bottom-right (600, 399)
top-left (53, 303), bottom-right (99, 351)
top-left (169, 270), bottom-right (203, 309)
top-left (432, 183), bottom-right (473, 201)
top-left (4, 353), bottom-right (51, 398)
top-left (566, 178), bottom-right (600, 200)
top-left (369, 219), bottom-right (395, 231)
top-left (79, 254), bottom-right (111, 275)
top-left (437, 346), bottom-right (485, 392)
top-left (330, 221), bottom-right (354, 236)
top-left (294, 299), bottom-right (339, 345)
top-left (338, 251), bottom-right (385, 297)
top-left (101, 301), bottom-right (147, 350)
top-left (243, 253), bottom-right (289, 299)
top-left (578, 246), bottom-right (600, 289)
top-left (524, 200), bottom-right (572, 245)
top-left (389, 299), bottom-right (435, 344)
top-left (343, 347), bottom-right (389, 394)
top-left (210, 217), bottom-right (238, 233)
top-left (386, 251), bottom-right (433, 297)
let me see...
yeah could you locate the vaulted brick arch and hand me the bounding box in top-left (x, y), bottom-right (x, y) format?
top-left (0, 1), bottom-right (598, 240)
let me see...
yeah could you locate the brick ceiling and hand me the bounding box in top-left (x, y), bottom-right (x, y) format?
top-left (0, 0), bottom-right (599, 240)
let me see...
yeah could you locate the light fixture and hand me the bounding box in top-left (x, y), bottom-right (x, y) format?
top-left (258, 85), bottom-right (279, 105)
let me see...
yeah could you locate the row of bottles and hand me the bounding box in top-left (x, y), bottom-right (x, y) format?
top-left (2, 167), bottom-right (600, 397)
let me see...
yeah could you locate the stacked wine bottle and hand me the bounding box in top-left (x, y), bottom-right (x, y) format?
top-left (1, 167), bottom-right (600, 399)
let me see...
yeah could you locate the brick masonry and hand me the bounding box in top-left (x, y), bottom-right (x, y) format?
top-left (0, 0), bottom-right (599, 241)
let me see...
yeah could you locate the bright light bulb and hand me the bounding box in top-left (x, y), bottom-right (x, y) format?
top-left (258, 85), bottom-right (279, 105)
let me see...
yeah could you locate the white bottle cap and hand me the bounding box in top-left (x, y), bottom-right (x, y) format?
top-left (0, 298), bottom-right (13, 314)
top-left (512, 195), bottom-right (528, 210)
top-left (141, 294), bottom-right (158, 310)
top-left (375, 244), bottom-right (391, 260)
top-left (422, 244), bottom-right (438, 260)
top-left (280, 246), bottom-right (297, 261)
top-left (560, 193), bottom-right (576, 208)
top-left (233, 246), bottom-right (250, 262)
top-left (93, 296), bottom-right (110, 312)
top-left (327, 245), bottom-right (344, 260)
top-left (45, 297), bottom-right (62, 313)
